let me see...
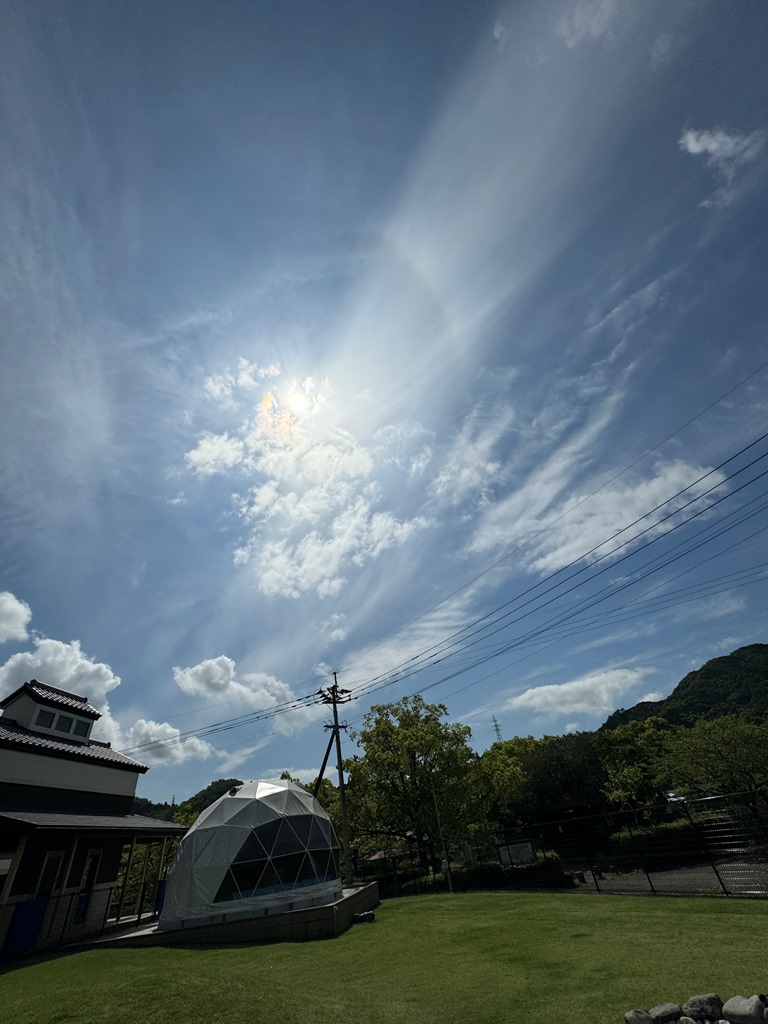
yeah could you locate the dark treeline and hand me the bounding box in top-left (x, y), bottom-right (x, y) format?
top-left (134, 644), bottom-right (768, 861)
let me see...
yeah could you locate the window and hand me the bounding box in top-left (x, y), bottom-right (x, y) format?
top-left (35, 709), bottom-right (55, 728)
top-left (55, 715), bottom-right (73, 733)
top-left (73, 719), bottom-right (90, 737)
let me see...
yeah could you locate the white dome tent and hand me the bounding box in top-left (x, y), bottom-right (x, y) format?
top-left (159, 779), bottom-right (343, 929)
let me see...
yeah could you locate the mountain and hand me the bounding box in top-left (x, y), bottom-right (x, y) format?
top-left (600, 644), bottom-right (768, 730)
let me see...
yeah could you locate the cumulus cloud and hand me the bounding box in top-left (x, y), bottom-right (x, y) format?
top-left (502, 666), bottom-right (651, 719)
top-left (0, 636), bottom-right (213, 764)
top-left (679, 126), bottom-right (766, 207)
top-left (173, 655), bottom-right (322, 734)
top-left (557, 0), bottom-right (621, 47)
top-left (122, 719), bottom-right (214, 766)
top-left (640, 690), bottom-right (662, 702)
top-left (0, 591), bottom-right (32, 643)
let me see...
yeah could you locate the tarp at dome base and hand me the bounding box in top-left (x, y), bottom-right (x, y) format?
top-left (159, 779), bottom-right (343, 930)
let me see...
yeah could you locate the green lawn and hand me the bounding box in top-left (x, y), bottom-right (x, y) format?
top-left (1, 892), bottom-right (765, 1024)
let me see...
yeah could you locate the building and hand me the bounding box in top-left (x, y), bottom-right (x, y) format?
top-left (0, 680), bottom-right (185, 957)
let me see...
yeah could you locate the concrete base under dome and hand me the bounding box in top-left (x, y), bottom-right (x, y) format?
top-left (85, 883), bottom-right (379, 949)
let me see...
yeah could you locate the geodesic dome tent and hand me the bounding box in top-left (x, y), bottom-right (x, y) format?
top-left (159, 779), bottom-right (342, 929)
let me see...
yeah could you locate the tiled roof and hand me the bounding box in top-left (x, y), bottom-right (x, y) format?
top-left (0, 720), bottom-right (148, 773)
top-left (0, 810), bottom-right (186, 834)
top-left (0, 680), bottom-right (101, 718)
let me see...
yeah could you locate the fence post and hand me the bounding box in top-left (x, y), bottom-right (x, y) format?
top-left (626, 822), bottom-right (656, 895)
top-left (682, 800), bottom-right (729, 897)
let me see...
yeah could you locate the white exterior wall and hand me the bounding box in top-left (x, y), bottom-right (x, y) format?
top-left (0, 747), bottom-right (139, 798)
top-left (3, 693), bottom-right (41, 730)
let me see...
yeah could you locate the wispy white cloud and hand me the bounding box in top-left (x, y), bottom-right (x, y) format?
top-left (204, 357), bottom-right (281, 405)
top-left (679, 126), bottom-right (766, 207)
top-left (322, 613), bottom-right (348, 644)
top-left (0, 591), bottom-right (31, 643)
top-left (215, 737), bottom-right (274, 774)
top-left (556, 0), bottom-right (621, 48)
top-left (502, 665), bottom-right (651, 720)
top-left (431, 405), bottom-right (515, 507)
top-left (185, 432), bottom-right (244, 475)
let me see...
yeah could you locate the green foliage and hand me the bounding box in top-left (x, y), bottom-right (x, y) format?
top-left (517, 731), bottom-right (607, 819)
top-left (347, 695), bottom-right (478, 861)
top-left (596, 717), bottom-right (673, 809)
top-left (397, 851), bottom-right (572, 895)
top-left (132, 795), bottom-right (175, 821)
top-left (602, 643), bottom-right (768, 730)
top-left (654, 716), bottom-right (768, 798)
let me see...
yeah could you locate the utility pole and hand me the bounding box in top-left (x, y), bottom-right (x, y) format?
top-left (316, 673), bottom-right (354, 887)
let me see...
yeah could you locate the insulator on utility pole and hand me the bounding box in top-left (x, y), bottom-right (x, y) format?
top-left (315, 671), bottom-right (354, 887)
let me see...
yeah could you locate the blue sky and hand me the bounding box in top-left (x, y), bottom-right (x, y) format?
top-left (1, 0), bottom-right (767, 802)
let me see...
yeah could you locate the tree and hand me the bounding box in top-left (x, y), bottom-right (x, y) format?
top-left (655, 716), bottom-right (768, 804)
top-left (476, 736), bottom-right (537, 827)
top-left (347, 695), bottom-right (477, 870)
top-left (597, 717), bottom-right (673, 814)
top-left (517, 732), bottom-right (606, 820)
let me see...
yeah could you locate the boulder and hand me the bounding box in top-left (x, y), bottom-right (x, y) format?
top-left (722, 995), bottom-right (767, 1024)
top-left (683, 994), bottom-right (724, 1021)
top-left (649, 1004), bottom-right (683, 1023)
top-left (625, 1012), bottom-right (655, 1024)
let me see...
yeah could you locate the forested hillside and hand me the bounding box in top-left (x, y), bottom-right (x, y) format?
top-left (601, 644), bottom-right (768, 730)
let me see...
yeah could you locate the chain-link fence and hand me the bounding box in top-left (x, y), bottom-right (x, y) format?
top-left (357, 793), bottom-right (768, 898)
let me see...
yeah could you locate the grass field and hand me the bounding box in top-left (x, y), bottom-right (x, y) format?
top-left (1, 892), bottom-right (765, 1024)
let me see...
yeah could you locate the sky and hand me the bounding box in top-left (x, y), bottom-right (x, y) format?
top-left (1, 0), bottom-right (767, 802)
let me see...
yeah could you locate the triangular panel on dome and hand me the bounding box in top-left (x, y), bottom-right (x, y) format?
top-left (253, 860), bottom-right (282, 894)
top-left (309, 849), bottom-right (332, 881)
top-left (317, 817), bottom-right (334, 844)
top-left (253, 817), bottom-right (282, 857)
top-left (255, 781), bottom-right (285, 799)
top-left (231, 859), bottom-right (270, 897)
top-left (228, 798), bottom-right (280, 829)
top-left (280, 790), bottom-right (314, 816)
top-left (232, 830), bottom-right (269, 864)
top-left (295, 852), bottom-right (318, 885)
top-left (213, 868), bottom-right (241, 904)
top-left (273, 852), bottom-right (305, 886)
top-left (271, 818), bottom-right (302, 857)
top-left (307, 817), bottom-right (329, 850)
top-left (289, 814), bottom-right (314, 847)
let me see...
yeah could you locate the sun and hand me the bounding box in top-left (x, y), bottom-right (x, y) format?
top-left (285, 387), bottom-right (310, 417)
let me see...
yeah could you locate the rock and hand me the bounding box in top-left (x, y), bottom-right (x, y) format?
top-left (649, 1004), bottom-right (683, 1023)
top-left (625, 1012), bottom-right (655, 1024)
top-left (683, 994), bottom-right (724, 1021)
top-left (722, 995), bottom-right (767, 1024)
top-left (680, 1018), bottom-right (697, 1024)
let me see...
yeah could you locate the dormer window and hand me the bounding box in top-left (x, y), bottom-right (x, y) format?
top-left (73, 720), bottom-right (90, 738)
top-left (36, 710), bottom-right (55, 728)
top-left (55, 715), bottom-right (74, 734)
